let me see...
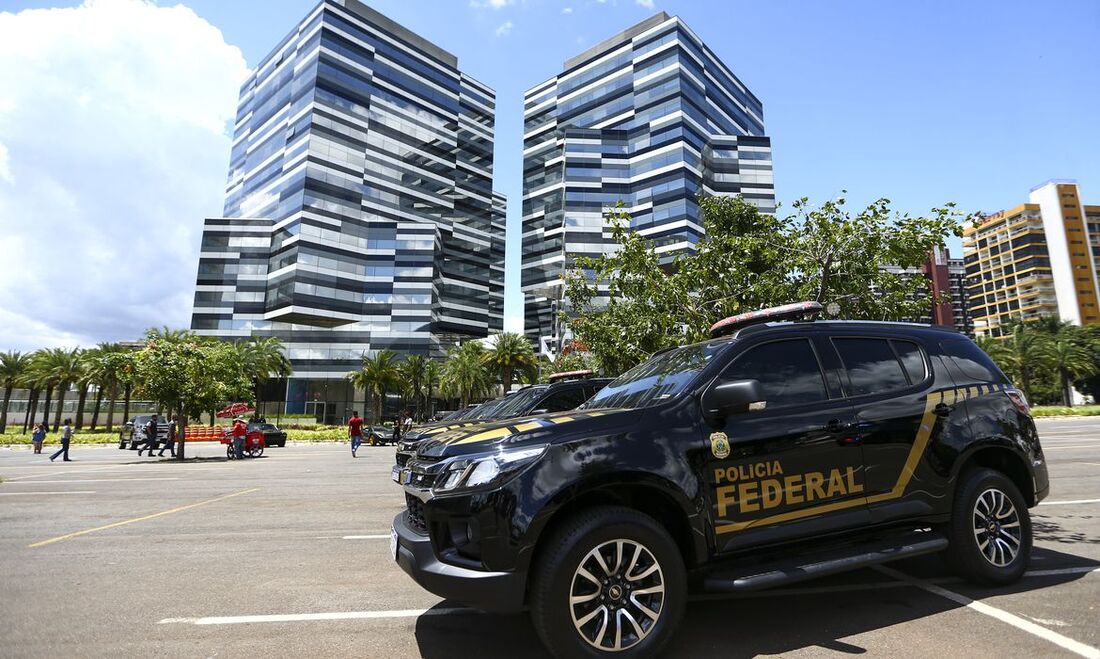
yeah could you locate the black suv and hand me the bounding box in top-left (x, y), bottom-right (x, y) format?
top-left (390, 303), bottom-right (1048, 658)
top-left (392, 373), bottom-right (610, 476)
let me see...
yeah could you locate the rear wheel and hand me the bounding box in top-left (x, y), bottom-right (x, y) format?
top-left (944, 467), bottom-right (1031, 585)
top-left (530, 506), bottom-right (686, 658)
top-left (247, 445), bottom-right (264, 458)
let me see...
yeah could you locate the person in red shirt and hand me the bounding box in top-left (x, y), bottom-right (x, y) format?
top-left (348, 411), bottom-right (364, 458)
top-left (231, 416), bottom-right (247, 460)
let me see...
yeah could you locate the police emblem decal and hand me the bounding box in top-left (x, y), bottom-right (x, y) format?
top-left (710, 432), bottom-right (730, 459)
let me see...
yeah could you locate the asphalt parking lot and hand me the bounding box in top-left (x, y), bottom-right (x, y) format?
top-left (1, 418), bottom-right (1098, 659)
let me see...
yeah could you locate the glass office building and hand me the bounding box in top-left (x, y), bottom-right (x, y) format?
top-left (521, 12), bottom-right (774, 352)
top-left (191, 0), bottom-right (504, 419)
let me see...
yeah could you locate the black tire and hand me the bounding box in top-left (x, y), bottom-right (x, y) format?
top-left (530, 506), bottom-right (686, 659)
top-left (278, 440), bottom-right (286, 448)
top-left (118, 438), bottom-right (126, 450)
top-left (944, 467), bottom-right (1031, 585)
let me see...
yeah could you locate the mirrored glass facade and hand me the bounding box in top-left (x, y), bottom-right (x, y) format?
top-left (521, 12), bottom-right (774, 350)
top-left (191, 0), bottom-right (505, 384)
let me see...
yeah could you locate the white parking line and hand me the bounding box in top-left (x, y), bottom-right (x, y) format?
top-left (1, 478), bottom-right (179, 484)
top-left (159, 566), bottom-right (1100, 626)
top-left (1043, 446), bottom-right (1099, 450)
top-left (1040, 499), bottom-right (1100, 506)
top-left (159, 607), bottom-right (472, 625)
top-left (0, 491), bottom-right (96, 496)
top-left (342, 535), bottom-right (390, 539)
top-left (874, 566), bottom-right (1100, 658)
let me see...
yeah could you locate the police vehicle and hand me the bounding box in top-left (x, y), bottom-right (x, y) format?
top-left (391, 302), bottom-right (1049, 658)
top-left (392, 372), bottom-right (610, 478)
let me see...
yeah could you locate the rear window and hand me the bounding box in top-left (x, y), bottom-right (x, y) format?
top-left (891, 340), bottom-right (928, 384)
top-left (833, 338), bottom-right (909, 396)
top-left (941, 339), bottom-right (1007, 383)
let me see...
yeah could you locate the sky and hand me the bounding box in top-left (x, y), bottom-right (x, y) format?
top-left (0, 0), bottom-right (1098, 351)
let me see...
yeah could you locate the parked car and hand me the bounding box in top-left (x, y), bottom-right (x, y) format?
top-left (392, 373), bottom-right (611, 475)
top-left (118, 414), bottom-right (169, 450)
top-left (391, 302), bottom-right (1049, 657)
top-left (249, 421), bottom-right (287, 448)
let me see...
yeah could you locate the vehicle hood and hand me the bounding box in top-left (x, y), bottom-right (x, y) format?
top-left (403, 419), bottom-right (489, 443)
top-left (416, 408), bottom-right (631, 459)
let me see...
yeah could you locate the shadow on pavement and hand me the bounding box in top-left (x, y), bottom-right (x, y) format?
top-left (413, 546), bottom-right (1098, 658)
top-left (1032, 513), bottom-right (1100, 545)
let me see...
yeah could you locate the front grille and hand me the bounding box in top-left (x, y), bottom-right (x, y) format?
top-left (405, 494), bottom-right (427, 535)
top-left (396, 452), bottom-right (410, 467)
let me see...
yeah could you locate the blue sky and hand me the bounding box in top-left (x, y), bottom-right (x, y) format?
top-left (1, 0), bottom-right (1098, 347)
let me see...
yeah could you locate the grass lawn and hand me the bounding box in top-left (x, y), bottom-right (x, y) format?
top-left (1030, 405), bottom-right (1100, 418)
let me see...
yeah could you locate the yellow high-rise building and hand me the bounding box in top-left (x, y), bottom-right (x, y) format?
top-left (963, 180), bottom-right (1100, 336)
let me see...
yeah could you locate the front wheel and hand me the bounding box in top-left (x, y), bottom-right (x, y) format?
top-left (944, 467), bottom-right (1031, 585)
top-left (530, 506), bottom-right (686, 659)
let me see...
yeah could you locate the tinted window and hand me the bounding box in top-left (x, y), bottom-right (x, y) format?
top-left (540, 387), bottom-right (588, 412)
top-left (891, 340), bottom-right (928, 384)
top-left (834, 338), bottom-right (909, 396)
top-left (725, 339), bottom-right (828, 408)
top-left (942, 339), bottom-right (1006, 383)
top-left (583, 341), bottom-right (726, 410)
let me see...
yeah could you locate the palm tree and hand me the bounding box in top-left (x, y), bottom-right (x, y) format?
top-left (993, 322), bottom-right (1056, 402)
top-left (441, 342), bottom-right (492, 408)
top-left (1050, 327), bottom-right (1097, 406)
top-left (423, 359), bottom-right (442, 420)
top-left (41, 348), bottom-right (83, 431)
top-left (0, 351), bottom-right (31, 433)
top-left (399, 355), bottom-right (427, 420)
top-left (28, 350), bottom-right (56, 430)
top-left (348, 350), bottom-right (400, 424)
top-left (236, 337), bottom-right (291, 418)
top-left (485, 332), bottom-right (538, 395)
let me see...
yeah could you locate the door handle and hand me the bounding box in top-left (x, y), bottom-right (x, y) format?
top-left (934, 403), bottom-right (954, 418)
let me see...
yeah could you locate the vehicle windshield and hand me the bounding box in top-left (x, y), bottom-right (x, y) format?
top-left (453, 405), bottom-right (481, 420)
top-left (490, 386), bottom-right (547, 418)
top-left (580, 342), bottom-right (726, 410)
top-left (470, 396), bottom-right (511, 419)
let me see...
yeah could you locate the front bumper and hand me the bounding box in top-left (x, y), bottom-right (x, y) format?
top-left (392, 511), bottom-right (526, 613)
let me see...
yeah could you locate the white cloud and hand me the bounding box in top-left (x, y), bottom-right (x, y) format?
top-left (470, 0), bottom-right (514, 8)
top-left (495, 20), bottom-right (514, 37)
top-left (635, 0), bottom-right (655, 8)
top-left (0, 0), bottom-right (248, 352)
top-left (562, 6), bottom-right (573, 13)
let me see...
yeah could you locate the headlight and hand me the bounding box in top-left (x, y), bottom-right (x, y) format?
top-left (432, 445), bottom-right (548, 495)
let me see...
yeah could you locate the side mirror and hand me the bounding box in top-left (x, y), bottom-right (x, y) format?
top-left (700, 379), bottom-right (765, 422)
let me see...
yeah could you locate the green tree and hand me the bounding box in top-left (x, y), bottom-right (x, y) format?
top-left (564, 195), bottom-right (969, 374)
top-left (441, 342), bottom-right (492, 408)
top-left (398, 355), bottom-right (427, 420)
top-left (485, 332), bottom-right (537, 394)
top-left (28, 350), bottom-right (57, 429)
top-left (37, 348), bottom-right (83, 431)
top-left (0, 351), bottom-right (31, 433)
top-left (992, 322), bottom-right (1057, 402)
top-left (348, 350), bottom-right (400, 424)
top-left (1049, 326), bottom-right (1098, 406)
top-left (134, 331), bottom-right (252, 459)
top-left (235, 337), bottom-right (291, 418)
top-left (422, 359), bottom-right (442, 419)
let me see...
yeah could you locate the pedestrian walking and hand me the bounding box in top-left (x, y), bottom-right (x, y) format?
top-left (31, 423), bottom-right (46, 454)
top-left (158, 415), bottom-right (177, 458)
top-left (138, 414), bottom-right (159, 457)
top-left (49, 419), bottom-right (73, 462)
top-left (391, 413), bottom-right (402, 444)
top-left (402, 410), bottom-right (413, 436)
top-left (231, 416), bottom-right (247, 460)
top-left (348, 410), bottom-right (364, 458)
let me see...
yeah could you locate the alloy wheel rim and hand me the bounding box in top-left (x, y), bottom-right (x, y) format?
top-left (569, 539), bottom-right (665, 652)
top-left (972, 487), bottom-right (1022, 567)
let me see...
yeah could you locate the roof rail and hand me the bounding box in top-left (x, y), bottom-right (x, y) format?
top-left (709, 302), bottom-right (823, 339)
top-left (548, 369), bottom-right (594, 382)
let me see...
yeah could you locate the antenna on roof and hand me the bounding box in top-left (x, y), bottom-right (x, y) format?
top-left (709, 301), bottom-right (824, 339)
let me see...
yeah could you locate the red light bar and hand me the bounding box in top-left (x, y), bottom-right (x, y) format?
top-left (548, 369), bottom-right (594, 382)
top-left (709, 301), bottom-right (824, 339)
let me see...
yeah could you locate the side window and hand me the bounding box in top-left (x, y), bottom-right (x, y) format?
top-left (724, 338), bottom-right (829, 408)
top-left (941, 338), bottom-right (1007, 383)
top-left (891, 340), bottom-right (929, 384)
top-left (833, 338), bottom-right (909, 396)
top-left (540, 387), bottom-right (588, 412)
